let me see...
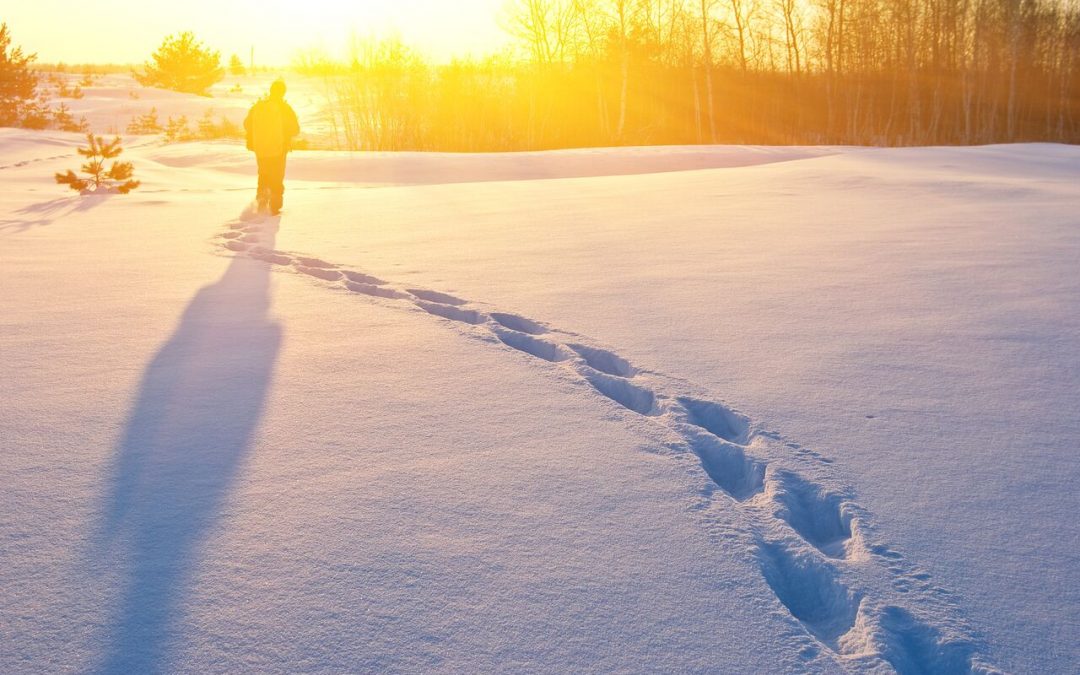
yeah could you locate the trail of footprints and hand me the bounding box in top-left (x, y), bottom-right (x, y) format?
top-left (221, 217), bottom-right (995, 674)
top-left (0, 139), bottom-right (162, 172)
top-left (0, 152), bottom-right (77, 171)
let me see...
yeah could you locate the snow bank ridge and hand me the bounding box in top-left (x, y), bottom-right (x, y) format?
top-left (219, 210), bottom-right (1001, 674)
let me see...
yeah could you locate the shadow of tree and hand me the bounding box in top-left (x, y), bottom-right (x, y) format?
top-left (94, 218), bottom-right (282, 673)
top-left (0, 195), bottom-right (110, 234)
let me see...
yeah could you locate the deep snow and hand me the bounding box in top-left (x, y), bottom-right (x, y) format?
top-left (1, 112), bottom-right (1078, 674)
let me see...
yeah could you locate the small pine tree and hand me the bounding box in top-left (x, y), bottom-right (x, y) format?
top-left (55, 134), bottom-right (140, 194)
top-left (229, 53), bottom-right (245, 76)
top-left (53, 102), bottom-right (72, 127)
top-left (165, 114), bottom-right (192, 142)
top-left (19, 94), bottom-right (51, 130)
top-left (218, 116), bottom-right (242, 139)
top-left (78, 70), bottom-right (96, 87)
top-left (135, 32), bottom-right (224, 96)
top-left (52, 102), bottom-right (89, 132)
top-left (195, 108), bottom-right (244, 140)
top-left (0, 23), bottom-right (40, 127)
top-left (127, 107), bottom-right (163, 134)
top-left (197, 108), bottom-right (217, 138)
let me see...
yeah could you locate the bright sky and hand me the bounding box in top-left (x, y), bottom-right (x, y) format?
top-left (6, 0), bottom-right (512, 65)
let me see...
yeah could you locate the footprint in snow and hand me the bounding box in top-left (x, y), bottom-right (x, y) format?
top-left (875, 606), bottom-right (978, 675)
top-left (586, 371), bottom-right (656, 415)
top-left (567, 343), bottom-right (637, 378)
top-left (343, 270), bottom-right (388, 286)
top-left (250, 249), bottom-right (292, 266)
top-left (407, 289), bottom-right (467, 306)
top-left (490, 312), bottom-right (547, 335)
top-left (417, 301), bottom-right (486, 325)
top-left (347, 282), bottom-right (406, 299)
top-left (296, 256), bottom-right (335, 269)
top-left (686, 430), bottom-right (766, 501)
top-left (766, 470), bottom-right (853, 558)
top-left (493, 327), bottom-right (571, 363)
top-left (296, 266), bottom-right (343, 282)
top-left (756, 540), bottom-right (860, 648)
top-left (678, 396), bottom-right (750, 444)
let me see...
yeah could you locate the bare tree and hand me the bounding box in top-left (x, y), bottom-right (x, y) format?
top-left (310, 0), bottom-right (1080, 150)
top-left (698, 0), bottom-right (721, 141)
top-left (728, 0), bottom-right (758, 72)
top-left (774, 0), bottom-right (804, 75)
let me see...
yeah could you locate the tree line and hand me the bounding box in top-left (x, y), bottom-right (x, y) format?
top-left (6, 3), bottom-right (1080, 150)
top-left (316, 0), bottom-right (1080, 150)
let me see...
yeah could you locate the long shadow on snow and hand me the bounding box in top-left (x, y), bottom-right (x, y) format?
top-left (94, 219), bottom-right (282, 674)
top-left (0, 194), bottom-right (109, 234)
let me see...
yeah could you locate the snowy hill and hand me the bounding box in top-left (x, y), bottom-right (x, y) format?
top-left (1, 125), bottom-right (1077, 673)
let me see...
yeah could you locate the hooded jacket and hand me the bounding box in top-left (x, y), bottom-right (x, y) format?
top-left (244, 97), bottom-right (300, 158)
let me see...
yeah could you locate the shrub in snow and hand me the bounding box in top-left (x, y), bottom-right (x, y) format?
top-left (196, 108), bottom-right (243, 140)
top-left (135, 32), bottom-right (224, 96)
top-left (53, 103), bottom-right (90, 133)
top-left (55, 134), bottom-right (140, 195)
top-left (56, 81), bottom-right (84, 99)
top-left (49, 76), bottom-right (85, 100)
top-left (127, 108), bottom-right (164, 135)
top-left (18, 100), bottom-right (51, 130)
top-left (159, 110), bottom-right (241, 143)
top-left (229, 53), bottom-right (246, 76)
top-left (165, 115), bottom-right (194, 142)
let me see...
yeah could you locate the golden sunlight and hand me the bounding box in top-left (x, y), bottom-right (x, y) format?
top-left (7, 0), bottom-right (509, 65)
top-left (0, 1), bottom-right (1077, 673)
top-left (6, 0), bottom-right (1077, 149)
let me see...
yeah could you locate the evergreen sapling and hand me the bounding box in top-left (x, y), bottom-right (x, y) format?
top-left (127, 107), bottom-right (163, 135)
top-left (55, 134), bottom-right (140, 194)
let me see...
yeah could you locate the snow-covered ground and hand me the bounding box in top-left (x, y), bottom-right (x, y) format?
top-left (1, 92), bottom-right (1078, 674)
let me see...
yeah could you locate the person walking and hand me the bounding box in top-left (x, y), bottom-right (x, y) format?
top-left (244, 80), bottom-right (300, 216)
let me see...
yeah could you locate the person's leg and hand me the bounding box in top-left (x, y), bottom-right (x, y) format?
top-left (270, 156), bottom-right (286, 214)
top-left (255, 156), bottom-right (270, 209)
